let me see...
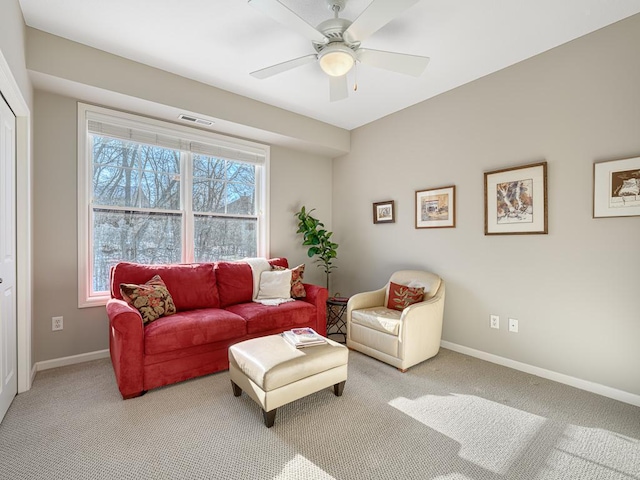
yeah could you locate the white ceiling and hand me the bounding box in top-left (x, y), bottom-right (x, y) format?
top-left (18, 0), bottom-right (640, 131)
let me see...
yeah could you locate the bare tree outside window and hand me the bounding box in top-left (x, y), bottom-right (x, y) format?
top-left (91, 136), bottom-right (259, 292)
top-left (192, 154), bottom-right (257, 262)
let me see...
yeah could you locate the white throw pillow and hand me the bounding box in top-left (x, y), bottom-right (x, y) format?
top-left (256, 270), bottom-right (292, 300)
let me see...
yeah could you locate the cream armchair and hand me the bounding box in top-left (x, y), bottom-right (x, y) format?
top-left (346, 270), bottom-right (445, 372)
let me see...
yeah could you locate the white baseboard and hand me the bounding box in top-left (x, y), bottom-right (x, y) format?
top-left (441, 340), bottom-right (640, 408)
top-left (35, 349), bottom-right (110, 372)
top-left (30, 363), bottom-right (37, 385)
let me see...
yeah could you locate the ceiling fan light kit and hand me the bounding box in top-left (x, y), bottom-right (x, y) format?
top-left (248, 0), bottom-right (429, 101)
top-left (318, 43), bottom-right (356, 77)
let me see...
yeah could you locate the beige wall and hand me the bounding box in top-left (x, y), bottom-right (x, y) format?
top-left (332, 14), bottom-right (640, 396)
top-left (33, 91), bottom-right (105, 362)
top-left (269, 145), bottom-right (333, 288)
top-left (32, 90), bottom-right (333, 362)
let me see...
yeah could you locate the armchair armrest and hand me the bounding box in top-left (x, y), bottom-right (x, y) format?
top-left (347, 287), bottom-right (386, 316)
top-left (106, 299), bottom-right (145, 399)
top-left (301, 283), bottom-right (329, 336)
top-left (398, 282), bottom-right (446, 365)
top-left (346, 287), bottom-right (387, 340)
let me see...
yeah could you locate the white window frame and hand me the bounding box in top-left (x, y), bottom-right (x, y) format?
top-left (77, 103), bottom-right (270, 307)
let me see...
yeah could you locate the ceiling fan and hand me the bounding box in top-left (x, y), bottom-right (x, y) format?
top-left (248, 0), bottom-right (430, 102)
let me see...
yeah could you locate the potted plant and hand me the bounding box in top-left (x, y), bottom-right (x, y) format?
top-left (294, 206), bottom-right (338, 291)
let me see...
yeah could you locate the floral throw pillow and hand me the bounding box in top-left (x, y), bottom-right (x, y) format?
top-left (120, 274), bottom-right (177, 324)
top-left (273, 264), bottom-right (306, 298)
top-left (386, 281), bottom-right (425, 311)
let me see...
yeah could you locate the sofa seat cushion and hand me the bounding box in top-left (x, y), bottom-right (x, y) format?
top-left (351, 307), bottom-right (403, 336)
top-left (144, 309), bottom-right (247, 355)
top-left (226, 301), bottom-right (315, 335)
top-left (111, 262), bottom-right (219, 311)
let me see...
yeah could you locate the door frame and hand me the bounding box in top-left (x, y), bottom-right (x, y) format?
top-left (0, 50), bottom-right (33, 393)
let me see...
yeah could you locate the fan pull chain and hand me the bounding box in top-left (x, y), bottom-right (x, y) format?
top-left (353, 62), bottom-right (358, 91)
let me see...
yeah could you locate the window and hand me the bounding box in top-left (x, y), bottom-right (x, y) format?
top-left (78, 104), bottom-right (269, 307)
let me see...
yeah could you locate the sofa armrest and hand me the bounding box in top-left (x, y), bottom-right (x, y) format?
top-left (106, 299), bottom-right (145, 399)
top-left (301, 283), bottom-right (329, 336)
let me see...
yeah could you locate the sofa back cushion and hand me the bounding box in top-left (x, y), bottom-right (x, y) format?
top-left (269, 257), bottom-right (289, 269)
top-left (215, 261), bottom-right (253, 308)
top-left (110, 262), bottom-right (219, 311)
top-left (215, 258), bottom-right (290, 308)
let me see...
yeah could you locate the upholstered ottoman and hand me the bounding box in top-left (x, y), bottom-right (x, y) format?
top-left (229, 334), bottom-right (348, 427)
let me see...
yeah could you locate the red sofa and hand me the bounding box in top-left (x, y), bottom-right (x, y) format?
top-left (106, 258), bottom-right (328, 399)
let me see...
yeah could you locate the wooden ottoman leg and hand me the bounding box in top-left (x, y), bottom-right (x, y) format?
top-left (231, 380), bottom-right (242, 397)
top-left (263, 409), bottom-right (277, 428)
top-left (333, 380), bottom-right (346, 397)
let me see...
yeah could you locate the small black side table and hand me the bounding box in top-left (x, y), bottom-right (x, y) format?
top-left (326, 297), bottom-right (349, 344)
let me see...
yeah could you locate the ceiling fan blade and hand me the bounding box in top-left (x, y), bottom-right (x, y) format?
top-left (344, 0), bottom-right (421, 44)
top-left (357, 49), bottom-right (429, 77)
top-left (248, 0), bottom-right (328, 44)
top-left (250, 54), bottom-right (317, 79)
top-left (329, 75), bottom-right (348, 102)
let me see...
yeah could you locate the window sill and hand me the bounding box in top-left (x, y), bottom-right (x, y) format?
top-left (79, 295), bottom-right (109, 309)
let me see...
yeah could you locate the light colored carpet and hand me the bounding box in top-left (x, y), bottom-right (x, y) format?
top-left (0, 348), bottom-right (638, 480)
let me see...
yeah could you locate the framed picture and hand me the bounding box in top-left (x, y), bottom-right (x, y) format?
top-left (484, 161), bottom-right (547, 235)
top-left (593, 156), bottom-right (640, 218)
top-left (415, 186), bottom-right (455, 229)
top-left (373, 200), bottom-right (395, 224)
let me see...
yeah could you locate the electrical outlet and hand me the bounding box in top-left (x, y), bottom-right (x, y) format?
top-left (490, 315), bottom-right (500, 329)
top-left (509, 318), bottom-right (518, 333)
top-left (52, 316), bottom-right (63, 331)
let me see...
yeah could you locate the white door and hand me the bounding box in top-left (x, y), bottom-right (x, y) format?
top-left (0, 94), bottom-right (17, 423)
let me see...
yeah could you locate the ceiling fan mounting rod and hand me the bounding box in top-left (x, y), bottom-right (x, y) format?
top-left (327, 0), bottom-right (346, 18)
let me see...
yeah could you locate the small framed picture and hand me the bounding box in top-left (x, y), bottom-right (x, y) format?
top-left (373, 200), bottom-right (395, 224)
top-left (415, 186), bottom-right (455, 229)
top-left (484, 161), bottom-right (547, 235)
top-left (593, 156), bottom-right (640, 218)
